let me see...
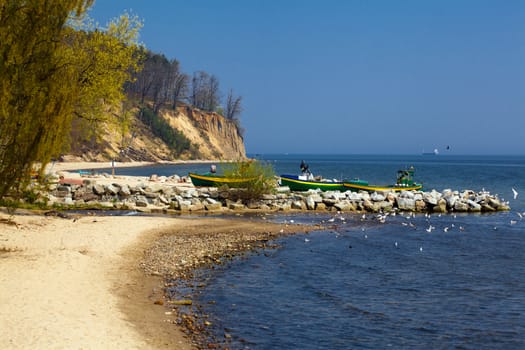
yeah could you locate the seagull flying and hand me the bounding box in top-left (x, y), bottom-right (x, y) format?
top-left (512, 188), bottom-right (518, 200)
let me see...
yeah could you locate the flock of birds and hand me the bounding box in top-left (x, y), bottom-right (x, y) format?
top-left (298, 186), bottom-right (524, 253)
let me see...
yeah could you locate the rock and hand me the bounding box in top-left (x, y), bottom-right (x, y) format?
top-left (105, 183), bottom-right (120, 195)
top-left (135, 195), bottom-right (149, 207)
top-left (480, 202), bottom-right (496, 212)
top-left (378, 201), bottom-right (393, 212)
top-left (433, 198), bottom-right (448, 213)
top-left (415, 200), bottom-right (427, 212)
top-left (322, 198), bottom-right (337, 206)
top-left (158, 195), bottom-right (170, 205)
top-left (386, 192), bottom-right (396, 203)
top-left (277, 202), bottom-right (292, 211)
top-left (262, 194), bottom-right (277, 200)
top-left (146, 183), bottom-right (164, 193)
top-left (292, 200), bottom-right (306, 210)
top-left (93, 184), bottom-right (106, 195)
top-left (305, 195), bottom-right (317, 210)
top-left (334, 200), bottom-right (355, 211)
top-left (119, 184), bottom-right (131, 196)
top-left (423, 190), bottom-right (440, 206)
top-left (397, 197), bottom-right (416, 211)
top-left (347, 192), bottom-right (364, 201)
top-left (454, 200), bottom-right (469, 212)
top-left (399, 190), bottom-right (415, 199)
top-left (315, 202), bottom-right (327, 211)
top-left (370, 192), bottom-right (385, 202)
top-left (179, 200), bottom-right (191, 211)
top-left (467, 199), bottom-right (481, 212)
top-left (204, 198), bottom-right (222, 211)
top-left (362, 199), bottom-right (376, 212)
top-left (443, 193), bottom-right (458, 208)
top-left (228, 202), bottom-right (245, 210)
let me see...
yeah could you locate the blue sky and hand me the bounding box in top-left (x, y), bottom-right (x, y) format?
top-left (89, 0), bottom-right (524, 155)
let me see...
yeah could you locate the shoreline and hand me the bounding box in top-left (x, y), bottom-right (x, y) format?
top-left (45, 159), bottom-right (222, 173)
top-left (0, 210), bottom-right (315, 349)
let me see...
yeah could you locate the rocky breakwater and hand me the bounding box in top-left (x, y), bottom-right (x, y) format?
top-left (44, 171), bottom-right (510, 214)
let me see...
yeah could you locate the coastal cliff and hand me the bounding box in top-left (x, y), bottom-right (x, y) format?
top-left (66, 104), bottom-right (246, 162)
top-left (164, 105), bottom-right (246, 160)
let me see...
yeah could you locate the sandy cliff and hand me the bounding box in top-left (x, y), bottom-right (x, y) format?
top-left (67, 104), bottom-right (246, 162)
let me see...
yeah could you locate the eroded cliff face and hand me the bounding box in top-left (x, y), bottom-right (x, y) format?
top-left (163, 105), bottom-right (245, 160)
top-left (66, 104), bottom-right (246, 162)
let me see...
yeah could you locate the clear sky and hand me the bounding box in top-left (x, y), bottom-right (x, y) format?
top-left (89, 0), bottom-right (524, 155)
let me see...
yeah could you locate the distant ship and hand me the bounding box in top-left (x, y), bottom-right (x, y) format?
top-left (422, 148), bottom-right (439, 155)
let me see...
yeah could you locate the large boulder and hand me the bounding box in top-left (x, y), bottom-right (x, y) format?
top-left (397, 197), bottom-right (416, 211)
top-left (135, 195), bottom-right (149, 207)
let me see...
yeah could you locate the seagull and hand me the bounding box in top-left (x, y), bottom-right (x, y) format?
top-left (394, 241), bottom-right (398, 248)
top-left (517, 212), bottom-right (523, 220)
top-left (426, 225), bottom-right (435, 233)
top-left (304, 238), bottom-right (310, 243)
top-left (327, 217), bottom-right (335, 223)
top-left (443, 226), bottom-right (449, 232)
top-left (419, 247), bottom-right (423, 252)
top-left (512, 188), bottom-right (518, 200)
top-left (510, 220), bottom-right (517, 225)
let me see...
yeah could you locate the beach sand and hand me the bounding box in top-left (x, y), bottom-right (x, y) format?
top-left (0, 210), bottom-right (309, 349)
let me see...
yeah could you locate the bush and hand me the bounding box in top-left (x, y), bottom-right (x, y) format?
top-left (222, 159), bottom-right (277, 200)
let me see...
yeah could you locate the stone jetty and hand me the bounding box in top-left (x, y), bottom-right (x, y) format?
top-left (39, 171), bottom-right (511, 214)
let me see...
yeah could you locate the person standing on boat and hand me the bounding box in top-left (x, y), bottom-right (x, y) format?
top-left (300, 160), bottom-right (313, 179)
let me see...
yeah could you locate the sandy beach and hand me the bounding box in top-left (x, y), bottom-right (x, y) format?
top-left (45, 159), bottom-right (217, 173)
top-left (0, 208), bottom-right (309, 349)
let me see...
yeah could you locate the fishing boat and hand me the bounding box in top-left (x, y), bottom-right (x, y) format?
top-left (189, 172), bottom-right (256, 187)
top-left (279, 160), bottom-right (345, 192)
top-left (343, 167), bottom-right (423, 192)
top-left (279, 174), bottom-right (346, 192)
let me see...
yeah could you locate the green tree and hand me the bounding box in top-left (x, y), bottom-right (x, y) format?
top-left (0, 1), bottom-right (142, 199)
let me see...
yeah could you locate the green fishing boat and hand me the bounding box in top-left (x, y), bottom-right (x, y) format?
top-left (343, 166), bottom-right (423, 192)
top-left (279, 160), bottom-right (345, 192)
top-left (189, 172), bottom-right (256, 187)
top-left (279, 175), bottom-right (346, 192)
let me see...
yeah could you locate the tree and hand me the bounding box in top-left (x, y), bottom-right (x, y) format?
top-left (191, 71), bottom-right (221, 112)
top-left (125, 52), bottom-right (189, 111)
top-left (0, 1), bottom-right (142, 199)
top-left (167, 59), bottom-right (189, 109)
top-left (225, 89), bottom-right (243, 120)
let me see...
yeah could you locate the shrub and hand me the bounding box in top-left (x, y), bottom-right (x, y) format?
top-left (222, 159), bottom-right (277, 200)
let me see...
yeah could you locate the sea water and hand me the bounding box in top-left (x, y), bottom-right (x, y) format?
top-left (95, 154), bottom-right (525, 349)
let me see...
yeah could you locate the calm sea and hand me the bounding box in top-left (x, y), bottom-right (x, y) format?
top-left (94, 154), bottom-right (525, 349)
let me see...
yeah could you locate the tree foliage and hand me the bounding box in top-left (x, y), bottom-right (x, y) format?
top-left (0, 1), bottom-right (142, 198)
